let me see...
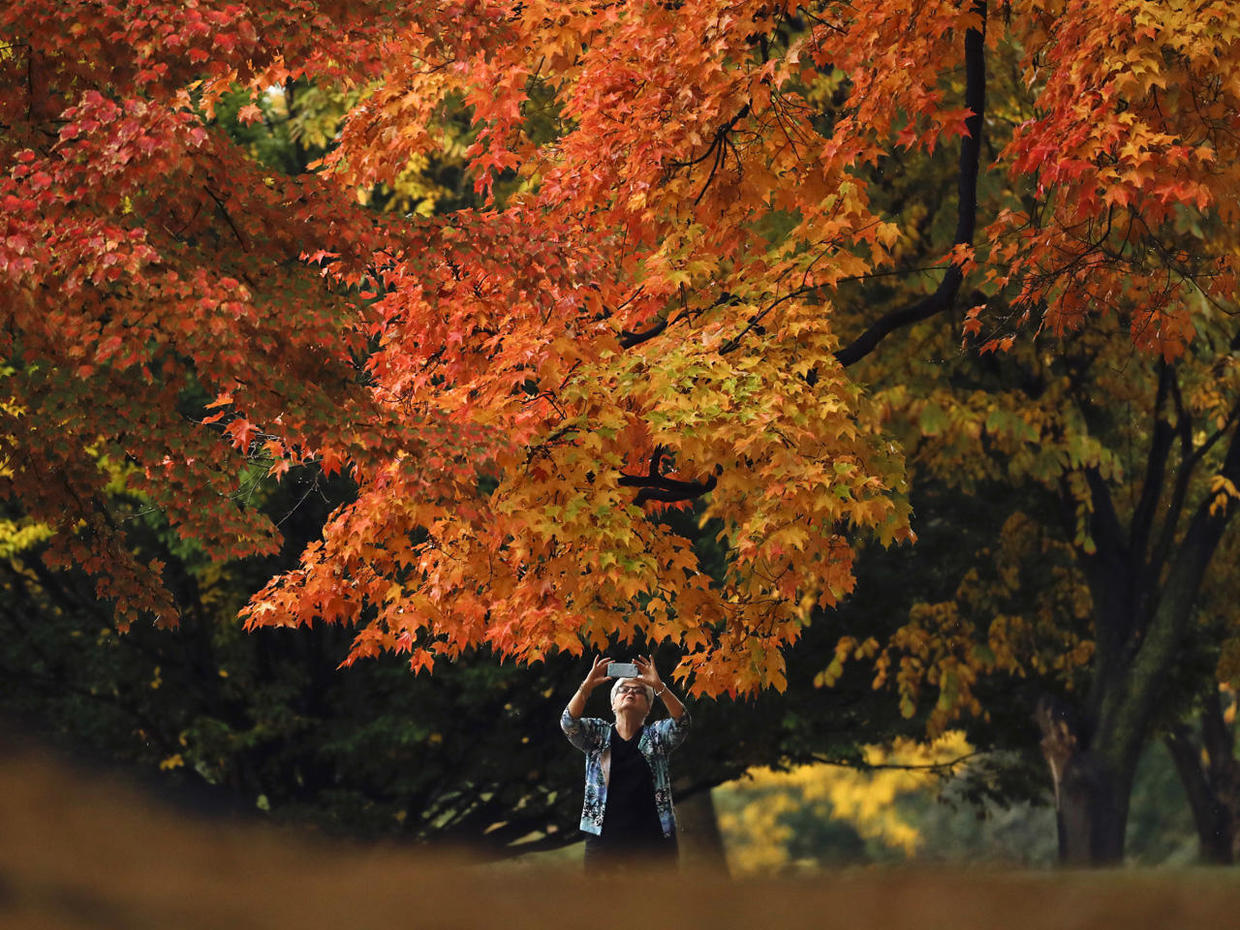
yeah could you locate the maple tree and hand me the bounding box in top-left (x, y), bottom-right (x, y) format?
top-left (0, 0), bottom-right (418, 630)
top-left (5, 0), bottom-right (1240, 865)
top-left (0, 15), bottom-right (900, 853)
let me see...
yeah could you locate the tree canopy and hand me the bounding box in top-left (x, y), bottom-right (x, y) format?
top-left (4, 0), bottom-right (1240, 862)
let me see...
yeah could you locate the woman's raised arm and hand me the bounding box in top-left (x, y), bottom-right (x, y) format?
top-left (566, 654), bottom-right (611, 719)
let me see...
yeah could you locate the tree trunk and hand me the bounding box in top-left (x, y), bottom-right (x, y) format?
top-left (1054, 752), bottom-right (1127, 864)
top-left (1164, 691), bottom-right (1240, 864)
top-left (674, 787), bottom-right (729, 872)
top-left (1053, 427), bottom-right (1240, 865)
top-left (1035, 695), bottom-right (1128, 864)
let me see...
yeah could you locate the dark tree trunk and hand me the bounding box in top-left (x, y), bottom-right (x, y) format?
top-left (1055, 756), bottom-right (1127, 864)
top-left (674, 786), bottom-right (729, 872)
top-left (1164, 691), bottom-right (1240, 864)
top-left (1035, 695), bottom-right (1127, 864)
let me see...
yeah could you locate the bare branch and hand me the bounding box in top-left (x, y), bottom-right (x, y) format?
top-left (809, 750), bottom-right (982, 774)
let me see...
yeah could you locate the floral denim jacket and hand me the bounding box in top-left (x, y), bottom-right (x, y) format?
top-left (560, 706), bottom-right (691, 837)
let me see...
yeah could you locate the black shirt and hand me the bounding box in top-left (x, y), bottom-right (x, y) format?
top-left (598, 725), bottom-right (664, 845)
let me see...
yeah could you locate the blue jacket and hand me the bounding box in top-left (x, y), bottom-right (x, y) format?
top-left (560, 707), bottom-right (690, 837)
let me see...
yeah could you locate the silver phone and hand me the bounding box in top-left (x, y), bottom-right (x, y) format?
top-left (607, 661), bottom-right (639, 678)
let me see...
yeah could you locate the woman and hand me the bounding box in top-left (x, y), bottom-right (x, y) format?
top-left (560, 654), bottom-right (690, 872)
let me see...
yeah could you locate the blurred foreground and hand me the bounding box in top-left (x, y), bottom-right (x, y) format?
top-left (2, 732), bottom-right (1236, 930)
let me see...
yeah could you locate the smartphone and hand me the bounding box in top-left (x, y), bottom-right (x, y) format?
top-left (607, 661), bottom-right (639, 678)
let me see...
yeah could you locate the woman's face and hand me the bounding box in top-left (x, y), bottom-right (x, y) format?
top-left (612, 681), bottom-right (650, 716)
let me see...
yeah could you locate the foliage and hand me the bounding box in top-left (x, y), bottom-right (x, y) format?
top-left (0, 2), bottom-right (920, 851)
top-left (4, 0), bottom-right (1239, 798)
top-left (0, 0), bottom-right (422, 633)
top-left (242, 0), bottom-right (1240, 703)
top-left (715, 727), bottom-right (1209, 873)
top-left (0, 474), bottom-right (938, 851)
top-left (0, 487), bottom-right (586, 846)
top-left (716, 732), bottom-right (975, 873)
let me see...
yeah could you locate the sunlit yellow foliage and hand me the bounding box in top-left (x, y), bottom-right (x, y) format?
top-left (716, 785), bottom-right (800, 875)
top-left (0, 519), bottom-right (52, 559)
top-left (717, 731), bottom-right (972, 875)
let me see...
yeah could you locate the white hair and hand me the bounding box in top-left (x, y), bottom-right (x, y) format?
top-left (610, 676), bottom-right (655, 712)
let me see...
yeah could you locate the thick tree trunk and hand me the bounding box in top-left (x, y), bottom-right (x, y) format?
top-left (1054, 755), bottom-right (1127, 864)
top-left (1035, 695), bottom-right (1128, 864)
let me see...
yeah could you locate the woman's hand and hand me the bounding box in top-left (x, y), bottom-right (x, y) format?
top-left (634, 654), bottom-right (686, 719)
top-left (581, 654), bottom-right (612, 693)
top-left (567, 655), bottom-right (612, 720)
top-left (633, 654), bottom-right (662, 692)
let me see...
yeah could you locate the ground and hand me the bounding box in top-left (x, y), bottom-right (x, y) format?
top-left (1, 730), bottom-right (1235, 930)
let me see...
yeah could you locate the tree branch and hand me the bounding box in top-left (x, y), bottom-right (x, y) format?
top-left (1135, 413), bottom-right (1240, 685)
top-left (205, 186), bottom-right (250, 253)
top-left (667, 103), bottom-right (751, 171)
top-left (618, 317), bottom-right (667, 348)
top-left (617, 293), bottom-right (736, 352)
top-left (1149, 386), bottom-right (1240, 579)
top-left (1130, 361), bottom-right (1174, 564)
top-left (628, 479), bottom-right (717, 504)
top-left (719, 288), bottom-right (805, 354)
top-left (809, 750), bottom-right (982, 774)
top-left (618, 446), bottom-right (718, 504)
top-left (1084, 466), bottom-right (1128, 565)
top-left (1079, 465), bottom-right (1136, 650)
top-left (834, 0), bottom-right (987, 368)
